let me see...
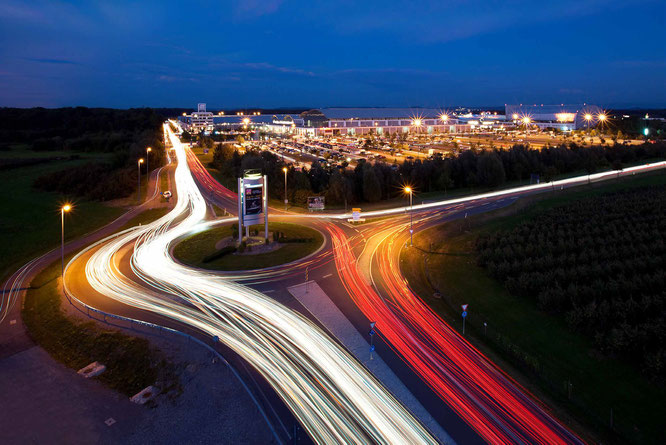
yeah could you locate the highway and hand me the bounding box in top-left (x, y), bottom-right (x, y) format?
top-left (181, 126), bottom-right (666, 443)
top-left (65, 125), bottom-right (438, 444)
top-left (6, 120), bottom-right (664, 444)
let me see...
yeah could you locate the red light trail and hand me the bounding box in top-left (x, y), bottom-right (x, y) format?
top-left (328, 222), bottom-right (583, 445)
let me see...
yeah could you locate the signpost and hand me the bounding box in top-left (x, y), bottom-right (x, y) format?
top-left (461, 304), bottom-right (468, 335)
top-left (238, 170), bottom-right (268, 243)
top-left (349, 208), bottom-right (365, 223)
top-left (307, 196), bottom-right (325, 211)
top-left (369, 321), bottom-right (376, 360)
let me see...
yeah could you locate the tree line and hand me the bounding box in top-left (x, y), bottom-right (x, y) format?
top-left (209, 141), bottom-right (666, 207)
top-left (476, 186), bottom-right (666, 381)
top-left (0, 107), bottom-right (167, 201)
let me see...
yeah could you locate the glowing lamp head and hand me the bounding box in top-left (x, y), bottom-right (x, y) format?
top-left (512, 114), bottom-right (518, 120)
top-left (412, 119), bottom-right (422, 127)
top-left (404, 186), bottom-right (412, 193)
top-left (584, 113), bottom-right (593, 121)
top-left (146, 147), bottom-right (152, 153)
top-left (62, 204), bottom-right (72, 212)
top-left (522, 117), bottom-right (531, 124)
top-left (598, 113), bottom-right (607, 122)
top-left (139, 158), bottom-right (144, 164)
top-left (242, 118), bottom-right (250, 125)
top-left (440, 114), bottom-right (449, 122)
top-left (283, 167), bottom-right (288, 173)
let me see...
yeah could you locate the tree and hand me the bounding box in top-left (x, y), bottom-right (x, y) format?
top-left (326, 171), bottom-right (353, 208)
top-left (362, 163), bottom-right (382, 202)
top-left (476, 152), bottom-right (506, 187)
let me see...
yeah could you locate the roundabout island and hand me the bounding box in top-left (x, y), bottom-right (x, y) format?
top-left (173, 222), bottom-right (324, 271)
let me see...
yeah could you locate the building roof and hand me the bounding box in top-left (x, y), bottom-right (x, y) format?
top-left (320, 107), bottom-right (445, 119)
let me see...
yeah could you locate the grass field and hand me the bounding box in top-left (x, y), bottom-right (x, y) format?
top-left (401, 171), bottom-right (666, 444)
top-left (119, 207), bottom-right (171, 232)
top-left (22, 259), bottom-right (179, 397)
top-left (0, 154), bottom-right (123, 282)
top-left (173, 222), bottom-right (323, 271)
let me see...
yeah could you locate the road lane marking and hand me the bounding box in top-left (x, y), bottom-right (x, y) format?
top-left (322, 273), bottom-right (333, 279)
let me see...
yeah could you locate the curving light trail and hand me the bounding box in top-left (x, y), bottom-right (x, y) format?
top-left (67, 124), bottom-right (437, 445)
top-left (327, 212), bottom-right (583, 444)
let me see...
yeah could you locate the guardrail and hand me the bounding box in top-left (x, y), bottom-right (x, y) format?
top-left (61, 233), bottom-right (288, 444)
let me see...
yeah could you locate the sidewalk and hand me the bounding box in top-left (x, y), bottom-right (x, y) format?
top-left (288, 281), bottom-right (455, 445)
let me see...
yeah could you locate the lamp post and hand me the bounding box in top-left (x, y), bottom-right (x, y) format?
top-left (405, 186), bottom-right (413, 246)
top-left (584, 113), bottom-right (593, 132)
top-left (283, 167), bottom-right (288, 210)
top-left (137, 158), bottom-right (144, 203)
top-left (146, 147), bottom-right (152, 176)
top-left (61, 204), bottom-right (72, 279)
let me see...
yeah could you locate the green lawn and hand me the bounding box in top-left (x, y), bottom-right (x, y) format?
top-left (173, 222), bottom-right (323, 271)
top-left (119, 207), bottom-right (171, 232)
top-left (401, 171), bottom-right (666, 445)
top-left (23, 259), bottom-right (179, 397)
top-left (0, 157), bottom-right (124, 282)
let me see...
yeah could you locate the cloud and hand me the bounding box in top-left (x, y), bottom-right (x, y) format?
top-left (612, 60), bottom-right (666, 68)
top-left (22, 57), bottom-right (80, 65)
top-left (330, 0), bottom-right (647, 43)
top-left (233, 0), bottom-right (283, 18)
top-left (241, 62), bottom-right (315, 77)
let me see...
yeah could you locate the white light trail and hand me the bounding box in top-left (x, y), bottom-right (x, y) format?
top-left (67, 125), bottom-right (437, 445)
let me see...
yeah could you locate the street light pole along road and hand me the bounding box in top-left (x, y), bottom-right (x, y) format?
top-left (137, 158), bottom-right (144, 203)
top-left (283, 167), bottom-right (288, 210)
top-left (60, 204), bottom-right (71, 278)
top-left (405, 186), bottom-right (414, 246)
top-left (146, 147), bottom-right (152, 176)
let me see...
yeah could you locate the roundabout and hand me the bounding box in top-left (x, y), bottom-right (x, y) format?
top-left (172, 222), bottom-right (324, 271)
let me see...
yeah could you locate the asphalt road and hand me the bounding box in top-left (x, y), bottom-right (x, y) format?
top-left (8, 125), bottom-right (664, 444)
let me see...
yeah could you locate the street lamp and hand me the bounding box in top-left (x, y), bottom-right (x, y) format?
top-left (404, 186), bottom-right (413, 246)
top-left (283, 167), bottom-right (288, 210)
top-left (584, 113), bottom-right (593, 131)
top-left (61, 204), bottom-right (72, 279)
top-left (146, 147), bottom-right (152, 175)
top-left (137, 158), bottom-right (144, 203)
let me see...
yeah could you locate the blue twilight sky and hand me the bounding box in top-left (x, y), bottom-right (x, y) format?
top-left (0, 0), bottom-right (664, 109)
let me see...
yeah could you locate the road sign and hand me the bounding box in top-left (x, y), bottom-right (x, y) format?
top-left (370, 321), bottom-right (376, 329)
top-left (461, 304), bottom-right (468, 311)
top-left (369, 329), bottom-right (375, 336)
top-left (462, 311), bottom-right (468, 318)
top-left (370, 344), bottom-right (375, 352)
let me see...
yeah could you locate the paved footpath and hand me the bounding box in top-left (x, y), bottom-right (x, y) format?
top-left (288, 281), bottom-right (456, 445)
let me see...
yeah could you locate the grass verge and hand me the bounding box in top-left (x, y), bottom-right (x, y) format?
top-left (173, 222), bottom-right (323, 271)
top-left (119, 207), bottom-right (172, 232)
top-left (0, 157), bottom-right (123, 282)
top-left (22, 259), bottom-right (180, 397)
top-left (401, 171), bottom-right (666, 444)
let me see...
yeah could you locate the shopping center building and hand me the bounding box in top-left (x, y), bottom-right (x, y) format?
top-left (504, 104), bottom-right (603, 131)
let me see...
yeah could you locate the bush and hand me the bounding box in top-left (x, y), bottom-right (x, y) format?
top-left (202, 245), bottom-right (237, 263)
top-left (278, 237), bottom-right (314, 243)
top-left (476, 185), bottom-right (666, 381)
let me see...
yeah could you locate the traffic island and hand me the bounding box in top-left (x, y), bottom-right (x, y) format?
top-left (173, 222), bottom-right (324, 271)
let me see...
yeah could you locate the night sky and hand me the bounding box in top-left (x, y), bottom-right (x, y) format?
top-left (1, 0), bottom-right (664, 109)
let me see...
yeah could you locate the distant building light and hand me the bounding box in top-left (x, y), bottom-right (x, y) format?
top-left (556, 113), bottom-right (575, 122)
